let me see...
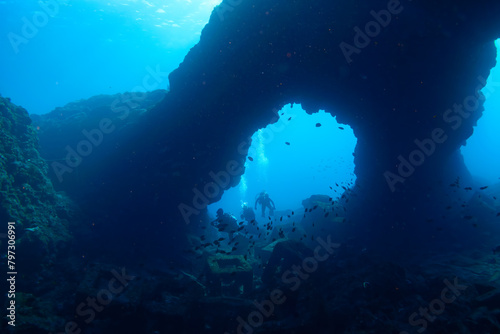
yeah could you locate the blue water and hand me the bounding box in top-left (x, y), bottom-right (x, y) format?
top-left (207, 106), bottom-right (357, 219)
top-left (1, 0), bottom-right (499, 213)
top-left (461, 39), bottom-right (500, 185)
top-left (0, 0), bottom-right (219, 114)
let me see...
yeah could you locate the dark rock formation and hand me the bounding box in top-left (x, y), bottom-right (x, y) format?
top-left (30, 90), bottom-right (170, 261)
top-left (5, 2), bottom-right (500, 332)
top-left (29, 1), bottom-right (500, 257)
top-left (30, 89), bottom-right (167, 189)
top-left (122, 0), bottom-right (500, 251)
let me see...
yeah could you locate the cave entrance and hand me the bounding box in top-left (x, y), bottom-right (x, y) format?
top-left (462, 39), bottom-right (500, 184)
top-left (207, 103), bottom-right (357, 223)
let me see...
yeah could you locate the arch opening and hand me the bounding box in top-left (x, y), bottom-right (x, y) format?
top-left (207, 103), bottom-right (357, 224)
top-left (462, 39), bottom-right (500, 183)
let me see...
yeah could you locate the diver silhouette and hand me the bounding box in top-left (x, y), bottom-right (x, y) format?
top-left (211, 208), bottom-right (238, 240)
top-left (240, 202), bottom-right (256, 223)
top-left (254, 191), bottom-right (276, 217)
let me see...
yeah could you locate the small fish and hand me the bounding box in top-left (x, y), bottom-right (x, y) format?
top-left (473, 223), bottom-right (478, 228)
top-left (464, 187), bottom-right (472, 191)
top-left (218, 237), bottom-right (226, 241)
top-left (316, 123), bottom-right (321, 127)
top-left (497, 213), bottom-right (500, 217)
top-left (200, 235), bottom-right (206, 240)
top-left (480, 186), bottom-right (488, 190)
top-left (338, 127), bottom-right (344, 130)
top-left (446, 206), bottom-right (452, 210)
top-left (324, 212), bottom-right (329, 218)
top-left (232, 246), bottom-right (237, 251)
top-left (288, 117), bottom-right (292, 121)
top-left (292, 227), bottom-right (296, 232)
top-left (248, 156), bottom-right (254, 161)
top-left (292, 211), bottom-right (294, 215)
top-left (238, 226), bottom-right (245, 231)
top-left (285, 142), bottom-right (290, 145)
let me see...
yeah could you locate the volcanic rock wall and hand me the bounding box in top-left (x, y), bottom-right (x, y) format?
top-left (25, 0), bottom-right (500, 256)
top-left (30, 90), bottom-right (169, 260)
top-left (0, 96), bottom-right (73, 273)
top-left (139, 0), bottom-right (500, 238)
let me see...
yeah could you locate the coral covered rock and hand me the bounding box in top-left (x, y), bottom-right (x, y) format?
top-left (0, 96), bottom-right (73, 268)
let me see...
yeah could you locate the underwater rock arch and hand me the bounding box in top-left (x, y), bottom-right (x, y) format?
top-left (85, 0), bottom-right (500, 254)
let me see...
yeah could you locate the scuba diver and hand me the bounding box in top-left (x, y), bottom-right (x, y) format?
top-left (255, 191), bottom-right (276, 217)
top-left (211, 208), bottom-right (238, 240)
top-left (240, 202), bottom-right (256, 223)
